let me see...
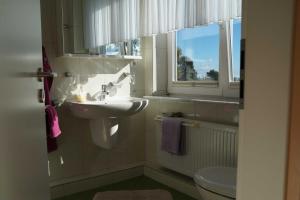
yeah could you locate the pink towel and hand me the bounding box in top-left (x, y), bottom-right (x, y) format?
top-left (43, 46), bottom-right (61, 152)
top-left (46, 106), bottom-right (61, 138)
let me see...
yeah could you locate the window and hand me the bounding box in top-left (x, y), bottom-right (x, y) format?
top-left (167, 20), bottom-right (241, 97)
top-left (176, 24), bottom-right (220, 82)
top-left (231, 19), bottom-right (242, 82)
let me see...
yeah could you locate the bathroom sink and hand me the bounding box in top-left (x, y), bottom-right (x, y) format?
top-left (67, 97), bottom-right (149, 149)
top-left (67, 97), bottom-right (149, 119)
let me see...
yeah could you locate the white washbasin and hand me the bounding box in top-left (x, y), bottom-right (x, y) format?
top-left (67, 97), bottom-right (149, 119)
top-left (66, 97), bottom-right (149, 149)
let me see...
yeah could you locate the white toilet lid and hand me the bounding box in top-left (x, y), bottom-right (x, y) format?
top-left (194, 167), bottom-right (237, 198)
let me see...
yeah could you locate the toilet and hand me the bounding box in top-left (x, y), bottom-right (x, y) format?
top-left (194, 167), bottom-right (237, 200)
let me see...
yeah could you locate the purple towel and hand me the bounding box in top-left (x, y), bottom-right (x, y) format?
top-left (161, 118), bottom-right (185, 155)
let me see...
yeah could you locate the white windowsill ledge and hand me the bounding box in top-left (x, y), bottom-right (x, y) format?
top-left (62, 54), bottom-right (142, 60)
top-left (143, 95), bottom-right (239, 105)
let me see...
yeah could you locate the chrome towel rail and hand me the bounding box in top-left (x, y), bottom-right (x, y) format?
top-left (154, 115), bottom-right (200, 128)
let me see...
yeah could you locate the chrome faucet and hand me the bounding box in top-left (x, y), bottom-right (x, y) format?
top-left (99, 84), bottom-right (109, 101)
top-left (116, 72), bottom-right (131, 83)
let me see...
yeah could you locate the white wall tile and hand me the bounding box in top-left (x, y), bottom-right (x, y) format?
top-left (41, 1), bottom-right (239, 188)
top-left (41, 2), bottom-right (147, 184)
top-left (144, 99), bottom-right (239, 165)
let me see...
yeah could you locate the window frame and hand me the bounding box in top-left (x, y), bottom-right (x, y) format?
top-left (229, 18), bottom-right (242, 85)
top-left (174, 24), bottom-right (221, 84)
top-left (167, 21), bottom-right (240, 97)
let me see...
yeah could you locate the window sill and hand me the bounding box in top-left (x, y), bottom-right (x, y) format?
top-left (143, 95), bottom-right (239, 105)
top-left (171, 81), bottom-right (218, 88)
top-left (229, 82), bottom-right (240, 88)
top-left (62, 54), bottom-right (143, 60)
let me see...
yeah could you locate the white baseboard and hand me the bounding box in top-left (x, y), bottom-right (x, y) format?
top-left (50, 164), bottom-right (144, 199)
top-left (50, 162), bottom-right (202, 200)
top-left (143, 164), bottom-right (202, 200)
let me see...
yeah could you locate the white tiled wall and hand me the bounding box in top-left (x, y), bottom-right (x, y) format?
top-left (41, 0), bottom-right (145, 185)
top-left (50, 57), bottom-right (144, 103)
top-left (46, 56), bottom-right (146, 183)
top-left (142, 36), bottom-right (155, 96)
top-left (48, 105), bottom-right (145, 183)
top-left (46, 59), bottom-right (146, 183)
top-left (41, 0), bottom-right (239, 189)
top-left (144, 100), bottom-right (239, 164)
top-left (142, 33), bottom-right (239, 165)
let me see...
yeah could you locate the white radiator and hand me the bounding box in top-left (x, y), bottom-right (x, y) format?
top-left (155, 116), bottom-right (238, 177)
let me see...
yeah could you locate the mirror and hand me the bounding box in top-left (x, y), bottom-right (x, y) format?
top-left (60, 0), bottom-right (86, 54)
top-left (59, 0), bottom-right (141, 56)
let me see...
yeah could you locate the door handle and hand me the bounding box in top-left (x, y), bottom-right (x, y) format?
top-left (13, 68), bottom-right (58, 81)
top-left (36, 68), bottom-right (58, 82)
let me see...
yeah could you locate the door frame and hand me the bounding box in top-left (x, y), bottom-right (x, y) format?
top-left (285, 0), bottom-right (300, 199)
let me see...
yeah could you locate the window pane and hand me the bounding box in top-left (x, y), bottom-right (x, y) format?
top-left (231, 19), bottom-right (241, 81)
top-left (176, 24), bottom-right (220, 81)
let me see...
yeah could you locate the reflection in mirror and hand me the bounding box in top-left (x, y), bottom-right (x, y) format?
top-left (89, 39), bottom-right (141, 56)
top-left (62, 0), bottom-right (87, 54)
top-left (60, 0), bottom-right (141, 56)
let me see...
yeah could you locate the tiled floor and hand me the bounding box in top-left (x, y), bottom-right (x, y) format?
top-left (54, 176), bottom-right (197, 200)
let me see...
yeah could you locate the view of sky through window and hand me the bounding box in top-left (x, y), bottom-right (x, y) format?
top-left (232, 19), bottom-right (241, 81)
top-left (176, 20), bottom-right (241, 82)
top-left (176, 23), bottom-right (220, 81)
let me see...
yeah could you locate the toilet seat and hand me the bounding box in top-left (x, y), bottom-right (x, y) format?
top-left (194, 167), bottom-right (237, 198)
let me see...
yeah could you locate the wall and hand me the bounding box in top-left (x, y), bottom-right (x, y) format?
top-left (236, 0), bottom-right (295, 199)
top-left (51, 57), bottom-right (144, 103)
top-left (41, 0), bottom-right (296, 199)
top-left (41, 0), bottom-right (145, 187)
top-left (41, 0), bottom-right (240, 193)
top-left (145, 99), bottom-right (239, 166)
top-left (48, 57), bottom-right (146, 185)
top-left (143, 36), bottom-right (240, 167)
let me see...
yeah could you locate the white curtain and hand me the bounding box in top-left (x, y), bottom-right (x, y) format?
top-left (83, 0), bottom-right (241, 48)
top-left (83, 0), bottom-right (140, 49)
top-left (140, 0), bottom-right (242, 35)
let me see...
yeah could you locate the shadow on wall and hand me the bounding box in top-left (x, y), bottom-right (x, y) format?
top-left (50, 57), bottom-right (140, 104)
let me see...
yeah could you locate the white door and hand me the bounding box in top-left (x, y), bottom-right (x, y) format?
top-left (236, 0), bottom-right (294, 199)
top-left (0, 0), bottom-right (50, 200)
